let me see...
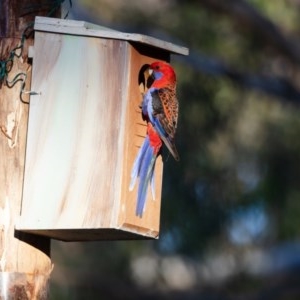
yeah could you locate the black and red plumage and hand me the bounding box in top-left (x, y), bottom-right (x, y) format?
top-left (130, 61), bottom-right (179, 217)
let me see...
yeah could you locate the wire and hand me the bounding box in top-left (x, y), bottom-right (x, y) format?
top-left (0, 0), bottom-right (72, 102)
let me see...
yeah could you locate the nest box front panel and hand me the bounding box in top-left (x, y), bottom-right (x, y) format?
top-left (117, 44), bottom-right (170, 238)
top-left (20, 31), bottom-right (129, 232)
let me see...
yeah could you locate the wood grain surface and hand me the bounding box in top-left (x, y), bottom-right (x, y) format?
top-left (18, 27), bottom-right (171, 240)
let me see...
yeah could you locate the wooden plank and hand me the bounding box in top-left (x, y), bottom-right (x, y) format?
top-left (34, 16), bottom-right (189, 56)
top-left (117, 45), bottom-right (168, 238)
top-left (19, 32), bottom-right (129, 233)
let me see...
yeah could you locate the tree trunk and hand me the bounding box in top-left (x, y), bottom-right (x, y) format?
top-left (0, 1), bottom-right (60, 299)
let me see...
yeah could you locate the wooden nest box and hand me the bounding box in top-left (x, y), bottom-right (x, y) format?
top-left (17, 17), bottom-right (188, 241)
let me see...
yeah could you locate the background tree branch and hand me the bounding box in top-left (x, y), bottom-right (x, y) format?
top-left (176, 50), bottom-right (300, 103)
top-left (195, 0), bottom-right (300, 65)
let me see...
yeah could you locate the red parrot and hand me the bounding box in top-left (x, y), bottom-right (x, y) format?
top-left (130, 61), bottom-right (179, 217)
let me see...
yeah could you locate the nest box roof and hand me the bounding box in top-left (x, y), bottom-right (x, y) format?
top-left (34, 16), bottom-right (189, 56)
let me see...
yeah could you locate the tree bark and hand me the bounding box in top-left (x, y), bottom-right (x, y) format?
top-left (0, 1), bottom-right (60, 299)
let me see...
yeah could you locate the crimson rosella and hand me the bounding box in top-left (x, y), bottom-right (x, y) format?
top-left (130, 61), bottom-right (179, 217)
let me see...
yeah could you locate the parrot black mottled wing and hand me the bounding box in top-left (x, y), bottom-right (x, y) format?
top-left (150, 87), bottom-right (179, 161)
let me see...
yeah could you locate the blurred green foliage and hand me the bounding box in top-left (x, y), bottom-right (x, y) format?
top-left (51, 0), bottom-right (300, 298)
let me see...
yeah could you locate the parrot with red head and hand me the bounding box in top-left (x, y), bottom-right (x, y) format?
top-left (130, 61), bottom-right (179, 217)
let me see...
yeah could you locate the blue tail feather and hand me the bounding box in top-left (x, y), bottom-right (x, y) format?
top-left (130, 136), bottom-right (157, 217)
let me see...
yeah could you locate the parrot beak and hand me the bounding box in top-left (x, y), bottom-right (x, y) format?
top-left (138, 64), bottom-right (155, 95)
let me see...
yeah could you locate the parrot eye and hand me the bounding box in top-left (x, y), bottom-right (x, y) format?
top-left (155, 65), bottom-right (160, 70)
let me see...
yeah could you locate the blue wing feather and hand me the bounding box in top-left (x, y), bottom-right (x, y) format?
top-left (143, 87), bottom-right (179, 161)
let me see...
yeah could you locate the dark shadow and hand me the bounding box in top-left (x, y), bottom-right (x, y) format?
top-left (14, 229), bottom-right (51, 258)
